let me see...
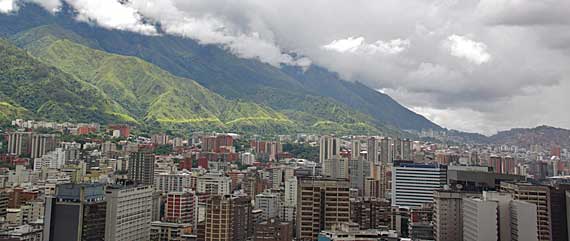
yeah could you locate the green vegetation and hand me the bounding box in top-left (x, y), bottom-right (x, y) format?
top-left (282, 143), bottom-right (319, 161)
top-left (154, 145), bottom-right (173, 155)
top-left (11, 29), bottom-right (295, 134)
top-left (0, 39), bottom-right (131, 124)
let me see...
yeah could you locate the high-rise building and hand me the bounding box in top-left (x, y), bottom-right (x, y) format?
top-left (30, 134), bottom-right (57, 159)
top-left (165, 191), bottom-right (197, 226)
top-left (350, 198), bottom-right (392, 230)
top-left (203, 194), bottom-right (252, 241)
top-left (549, 184), bottom-right (570, 241)
top-left (392, 161), bottom-right (447, 207)
top-left (154, 171), bottom-right (196, 193)
top-left (463, 197), bottom-right (499, 241)
top-left (349, 157), bottom-right (371, 194)
top-left (196, 172), bottom-right (231, 195)
top-left (433, 189), bottom-right (479, 241)
top-left (351, 139), bottom-right (362, 160)
top-left (43, 183), bottom-right (107, 241)
top-left (105, 184), bottom-right (154, 241)
top-left (151, 133), bottom-right (170, 145)
top-left (296, 177), bottom-right (350, 241)
top-left (319, 135), bottom-right (340, 164)
top-left (254, 219), bottom-right (293, 241)
top-left (128, 148), bottom-right (155, 185)
top-left (501, 182), bottom-right (552, 241)
top-left (284, 177), bottom-right (297, 207)
top-left (150, 221), bottom-right (194, 241)
top-left (323, 157), bottom-right (349, 179)
top-left (396, 139), bottom-right (412, 161)
top-left (255, 192), bottom-right (280, 221)
top-left (488, 155), bottom-right (516, 174)
top-left (367, 137), bottom-right (379, 164)
top-left (380, 137), bottom-right (393, 163)
top-left (7, 132), bottom-right (31, 157)
top-left (462, 191), bottom-right (538, 241)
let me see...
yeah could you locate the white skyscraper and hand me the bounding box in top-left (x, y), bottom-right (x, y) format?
top-left (391, 161), bottom-right (447, 207)
top-left (462, 191), bottom-right (538, 241)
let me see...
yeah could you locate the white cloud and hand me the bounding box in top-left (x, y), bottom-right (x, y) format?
top-left (0, 0), bottom-right (16, 13)
top-left (446, 34), bottom-right (491, 64)
top-left (65, 0), bottom-right (157, 35)
top-left (124, 0), bottom-right (310, 67)
top-left (322, 36), bottom-right (410, 55)
top-left (29, 0), bottom-right (60, 12)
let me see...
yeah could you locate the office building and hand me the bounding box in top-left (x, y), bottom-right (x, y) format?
top-left (549, 184), bottom-right (570, 241)
top-left (488, 155), bottom-right (516, 174)
top-left (463, 197), bottom-right (499, 241)
top-left (319, 135), bottom-right (340, 164)
top-left (318, 222), bottom-right (390, 241)
top-left (165, 191), bottom-right (197, 225)
top-left (196, 172), bottom-right (231, 195)
top-left (433, 189), bottom-right (479, 241)
top-left (380, 137), bottom-right (393, 163)
top-left (323, 157), bottom-right (349, 179)
top-left (30, 134), bottom-right (57, 159)
top-left (255, 192), bottom-right (280, 221)
top-left (150, 221), bottom-right (194, 241)
top-left (105, 184), bottom-right (154, 241)
top-left (349, 157), bottom-right (371, 193)
top-left (128, 148), bottom-right (155, 185)
top-left (350, 198), bottom-right (392, 230)
top-left (203, 194), bottom-right (251, 241)
top-left (296, 177), bottom-right (350, 241)
top-left (254, 219), bottom-right (292, 241)
top-left (351, 138), bottom-right (362, 160)
top-left (462, 192), bottom-right (538, 241)
top-left (7, 132), bottom-right (31, 157)
top-left (367, 137), bottom-right (379, 164)
top-left (154, 171), bottom-right (196, 193)
top-left (43, 183), bottom-right (107, 241)
top-left (392, 161), bottom-right (447, 207)
top-left (501, 182), bottom-right (551, 241)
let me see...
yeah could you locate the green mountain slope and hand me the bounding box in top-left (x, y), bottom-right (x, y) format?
top-left (0, 39), bottom-right (133, 123)
top-left (11, 32), bottom-right (295, 133)
top-left (8, 25), bottom-right (387, 135)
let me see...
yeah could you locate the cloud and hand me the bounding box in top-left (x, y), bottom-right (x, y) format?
top-left (65, 0), bottom-right (157, 35)
top-left (122, 0), bottom-right (310, 67)
top-left (0, 0), bottom-right (16, 13)
top-left (322, 36), bottom-right (410, 55)
top-left (4, 0), bottom-right (570, 134)
top-left (446, 34), bottom-right (491, 64)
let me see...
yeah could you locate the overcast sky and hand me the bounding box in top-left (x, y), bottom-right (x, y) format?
top-left (2, 0), bottom-right (570, 135)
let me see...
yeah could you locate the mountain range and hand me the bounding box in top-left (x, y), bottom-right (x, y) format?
top-left (2, 3), bottom-right (438, 135)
